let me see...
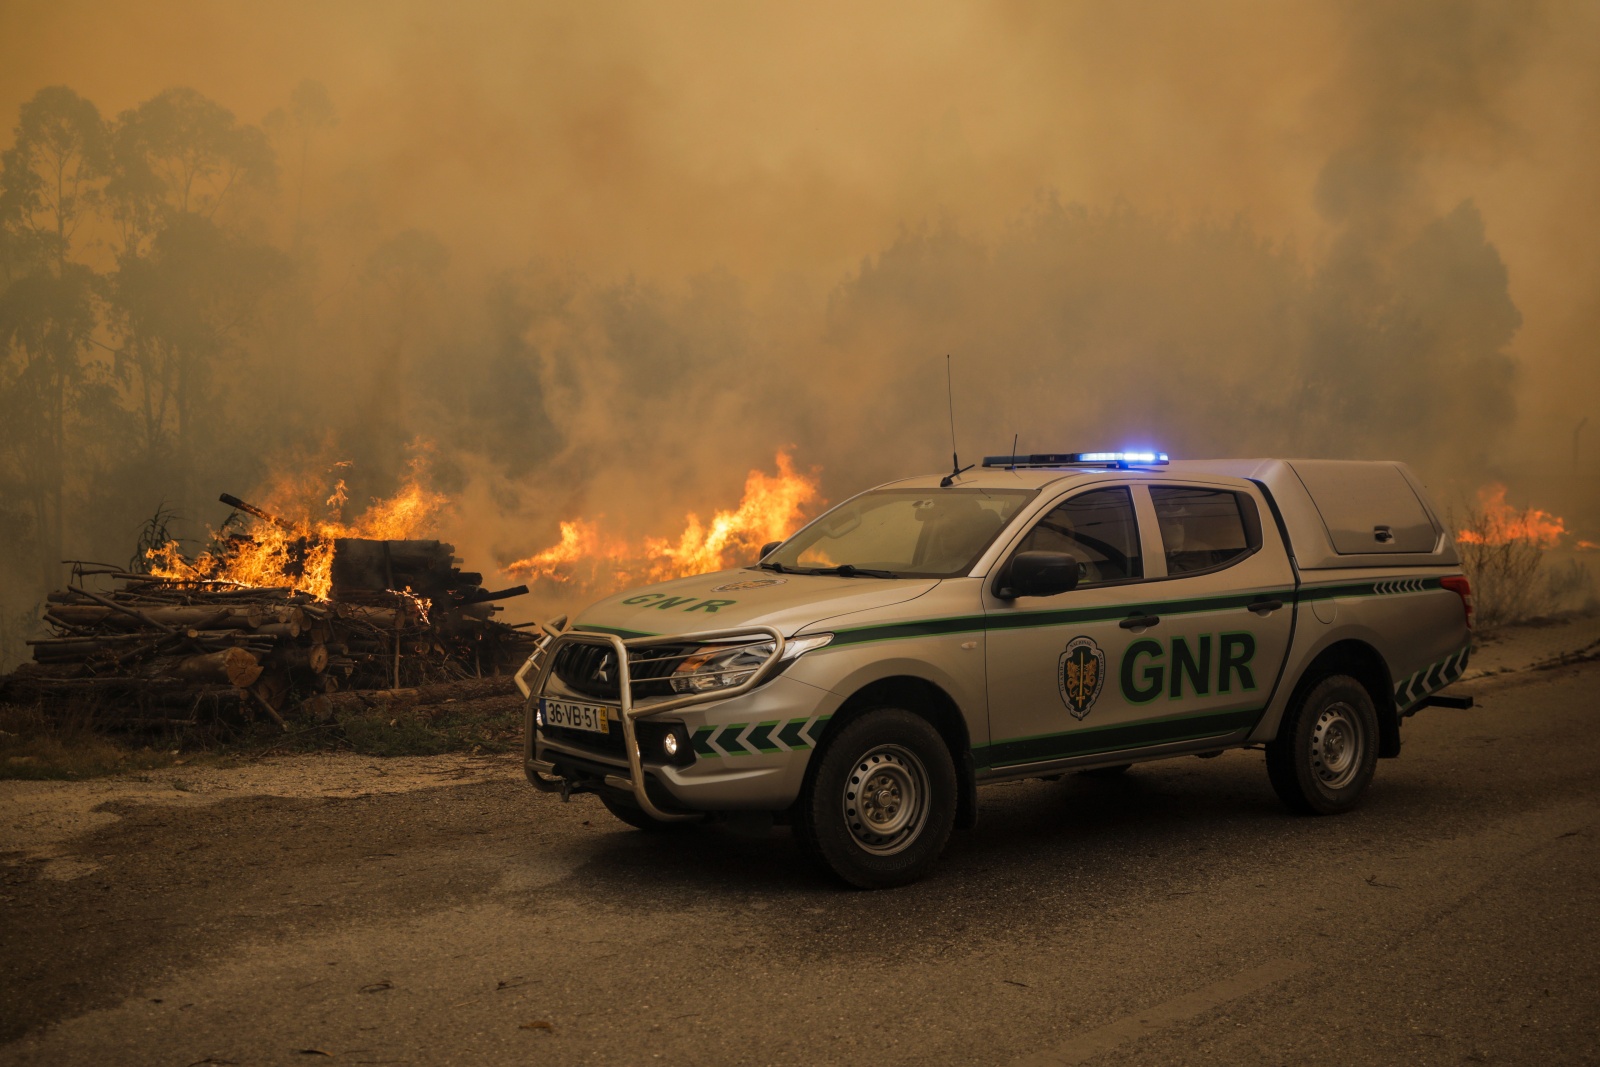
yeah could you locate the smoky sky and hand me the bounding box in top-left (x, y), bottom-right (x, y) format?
top-left (2, 0), bottom-right (1597, 628)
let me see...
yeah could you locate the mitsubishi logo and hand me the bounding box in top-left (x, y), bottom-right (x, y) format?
top-left (594, 654), bottom-right (613, 683)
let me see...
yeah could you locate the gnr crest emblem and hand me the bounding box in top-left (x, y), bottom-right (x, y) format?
top-left (1058, 635), bottom-right (1106, 720)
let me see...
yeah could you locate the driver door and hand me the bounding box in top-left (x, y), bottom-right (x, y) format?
top-left (981, 484), bottom-right (1152, 770)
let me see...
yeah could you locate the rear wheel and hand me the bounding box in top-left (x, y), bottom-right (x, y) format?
top-left (795, 708), bottom-right (957, 889)
top-left (1266, 674), bottom-right (1379, 815)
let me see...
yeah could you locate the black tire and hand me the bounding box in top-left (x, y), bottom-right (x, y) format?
top-left (794, 707), bottom-right (958, 889)
top-left (599, 793), bottom-right (691, 832)
top-left (1077, 763), bottom-right (1132, 778)
top-left (1266, 674), bottom-right (1379, 815)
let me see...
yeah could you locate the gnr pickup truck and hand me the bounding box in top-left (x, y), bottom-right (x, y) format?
top-left (518, 452), bottom-right (1474, 888)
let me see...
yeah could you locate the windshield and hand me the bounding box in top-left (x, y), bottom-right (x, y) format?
top-left (764, 488), bottom-right (1037, 578)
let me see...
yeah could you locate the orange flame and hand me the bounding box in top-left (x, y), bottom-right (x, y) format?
top-left (148, 451), bottom-right (450, 599)
top-left (1456, 484), bottom-right (1566, 548)
top-left (506, 452), bottom-right (821, 586)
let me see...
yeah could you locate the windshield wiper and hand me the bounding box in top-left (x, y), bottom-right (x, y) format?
top-left (757, 560), bottom-right (787, 573)
top-left (794, 564), bottom-right (901, 579)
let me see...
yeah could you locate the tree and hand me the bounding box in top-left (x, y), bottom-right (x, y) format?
top-left (0, 87), bottom-right (109, 592)
top-left (105, 88), bottom-right (282, 516)
top-left (106, 87), bottom-right (275, 254)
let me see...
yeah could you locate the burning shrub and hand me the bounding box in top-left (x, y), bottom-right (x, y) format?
top-left (1453, 484), bottom-right (1596, 627)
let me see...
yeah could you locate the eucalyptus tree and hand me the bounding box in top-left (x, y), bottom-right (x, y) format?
top-left (0, 86), bottom-right (109, 591)
top-left (104, 88), bottom-right (283, 517)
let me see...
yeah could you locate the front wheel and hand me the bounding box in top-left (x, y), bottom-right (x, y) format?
top-left (1266, 674), bottom-right (1379, 815)
top-left (795, 708), bottom-right (957, 889)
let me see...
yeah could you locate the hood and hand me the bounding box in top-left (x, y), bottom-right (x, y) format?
top-left (573, 568), bottom-right (939, 639)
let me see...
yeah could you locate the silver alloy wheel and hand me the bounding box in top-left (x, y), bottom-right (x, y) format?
top-left (1309, 701), bottom-right (1364, 789)
top-left (841, 744), bottom-right (930, 856)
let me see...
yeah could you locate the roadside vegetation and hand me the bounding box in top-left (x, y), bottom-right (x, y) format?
top-left (0, 690), bottom-right (523, 780)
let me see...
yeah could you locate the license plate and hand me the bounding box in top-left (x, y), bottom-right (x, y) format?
top-left (541, 698), bottom-right (611, 734)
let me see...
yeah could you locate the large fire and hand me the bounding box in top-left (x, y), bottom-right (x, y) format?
top-left (1455, 483), bottom-right (1567, 548)
top-left (507, 451), bottom-right (821, 586)
top-left (148, 459), bottom-right (450, 600)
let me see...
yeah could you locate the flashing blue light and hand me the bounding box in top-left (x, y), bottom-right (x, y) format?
top-left (1076, 451), bottom-right (1169, 464)
top-left (980, 451), bottom-right (1171, 469)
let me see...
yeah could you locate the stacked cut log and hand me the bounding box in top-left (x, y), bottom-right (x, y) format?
top-left (0, 494), bottom-right (538, 729)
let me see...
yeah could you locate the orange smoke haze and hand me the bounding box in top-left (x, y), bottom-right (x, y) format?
top-left (2, 1), bottom-right (1598, 660)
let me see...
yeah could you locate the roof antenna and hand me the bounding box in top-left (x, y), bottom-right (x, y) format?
top-left (1007, 432), bottom-right (1019, 470)
top-left (940, 354), bottom-right (973, 487)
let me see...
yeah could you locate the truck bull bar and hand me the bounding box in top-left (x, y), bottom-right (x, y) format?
top-left (515, 625), bottom-right (788, 822)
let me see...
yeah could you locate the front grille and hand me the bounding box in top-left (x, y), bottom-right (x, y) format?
top-left (551, 641), bottom-right (694, 701)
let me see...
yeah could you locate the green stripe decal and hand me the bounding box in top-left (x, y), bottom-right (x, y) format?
top-left (974, 707), bottom-right (1263, 769)
top-left (827, 578), bottom-right (1446, 648)
top-left (574, 577), bottom-right (1445, 650)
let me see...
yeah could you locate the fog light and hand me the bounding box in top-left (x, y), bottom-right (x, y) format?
top-left (534, 703), bottom-right (544, 728)
top-left (663, 732), bottom-right (680, 757)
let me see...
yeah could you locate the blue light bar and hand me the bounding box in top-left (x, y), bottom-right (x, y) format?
top-left (981, 451), bottom-right (1170, 469)
top-left (1075, 451), bottom-right (1169, 465)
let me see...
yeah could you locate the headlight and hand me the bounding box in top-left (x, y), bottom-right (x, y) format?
top-left (669, 633), bottom-right (833, 694)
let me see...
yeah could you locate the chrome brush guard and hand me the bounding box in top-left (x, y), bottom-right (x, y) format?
top-left (516, 625), bottom-right (787, 821)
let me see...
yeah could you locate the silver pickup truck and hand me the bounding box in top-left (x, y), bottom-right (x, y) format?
top-left (518, 452), bottom-right (1473, 888)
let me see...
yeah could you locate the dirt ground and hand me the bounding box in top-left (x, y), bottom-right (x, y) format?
top-left (1, 617), bottom-right (1597, 1065)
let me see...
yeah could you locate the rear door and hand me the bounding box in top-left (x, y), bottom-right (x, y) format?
top-left (1131, 480), bottom-right (1296, 733)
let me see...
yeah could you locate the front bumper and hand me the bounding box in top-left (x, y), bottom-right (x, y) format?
top-left (519, 627), bottom-right (839, 815)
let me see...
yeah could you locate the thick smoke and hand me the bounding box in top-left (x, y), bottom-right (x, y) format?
top-left (0, 1), bottom-right (1596, 661)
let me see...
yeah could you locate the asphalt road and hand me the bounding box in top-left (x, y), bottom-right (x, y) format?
top-left (3, 659), bottom-right (1598, 1066)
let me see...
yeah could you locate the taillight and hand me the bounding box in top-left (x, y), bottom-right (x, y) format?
top-left (1441, 575), bottom-right (1473, 630)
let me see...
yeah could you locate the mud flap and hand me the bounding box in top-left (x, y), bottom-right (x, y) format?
top-left (956, 749), bottom-right (979, 829)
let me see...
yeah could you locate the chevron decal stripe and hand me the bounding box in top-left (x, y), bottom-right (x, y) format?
top-left (693, 715), bottom-right (833, 758)
top-left (745, 721), bottom-right (780, 753)
top-left (776, 719), bottom-right (811, 750)
top-left (1393, 645), bottom-right (1472, 710)
top-left (712, 723), bottom-right (750, 757)
top-left (1372, 578), bottom-right (1430, 596)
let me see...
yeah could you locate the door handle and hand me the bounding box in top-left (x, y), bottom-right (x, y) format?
top-left (1119, 614), bottom-right (1160, 630)
top-left (1248, 598), bottom-right (1284, 615)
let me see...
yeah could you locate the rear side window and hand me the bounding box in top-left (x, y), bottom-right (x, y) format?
top-left (1151, 486), bottom-right (1260, 575)
top-left (1015, 486), bottom-right (1143, 585)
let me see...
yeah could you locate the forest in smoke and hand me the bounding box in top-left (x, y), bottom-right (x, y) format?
top-left (0, 1), bottom-right (1596, 666)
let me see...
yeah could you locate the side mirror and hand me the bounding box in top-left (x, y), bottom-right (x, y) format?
top-left (758, 540), bottom-right (782, 559)
top-left (998, 551), bottom-right (1080, 599)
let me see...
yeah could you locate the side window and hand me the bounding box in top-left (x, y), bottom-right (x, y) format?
top-left (1150, 486), bottom-right (1259, 575)
top-left (1015, 487), bottom-right (1143, 585)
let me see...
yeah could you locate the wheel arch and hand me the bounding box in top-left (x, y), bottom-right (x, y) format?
top-left (1282, 639), bottom-right (1401, 758)
top-left (812, 674), bottom-right (979, 829)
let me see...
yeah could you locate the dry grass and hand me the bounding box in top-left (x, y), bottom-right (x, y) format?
top-left (0, 700), bottom-right (189, 780)
top-left (0, 687), bottom-right (524, 780)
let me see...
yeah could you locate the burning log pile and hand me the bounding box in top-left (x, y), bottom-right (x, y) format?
top-left (0, 493), bottom-right (538, 729)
